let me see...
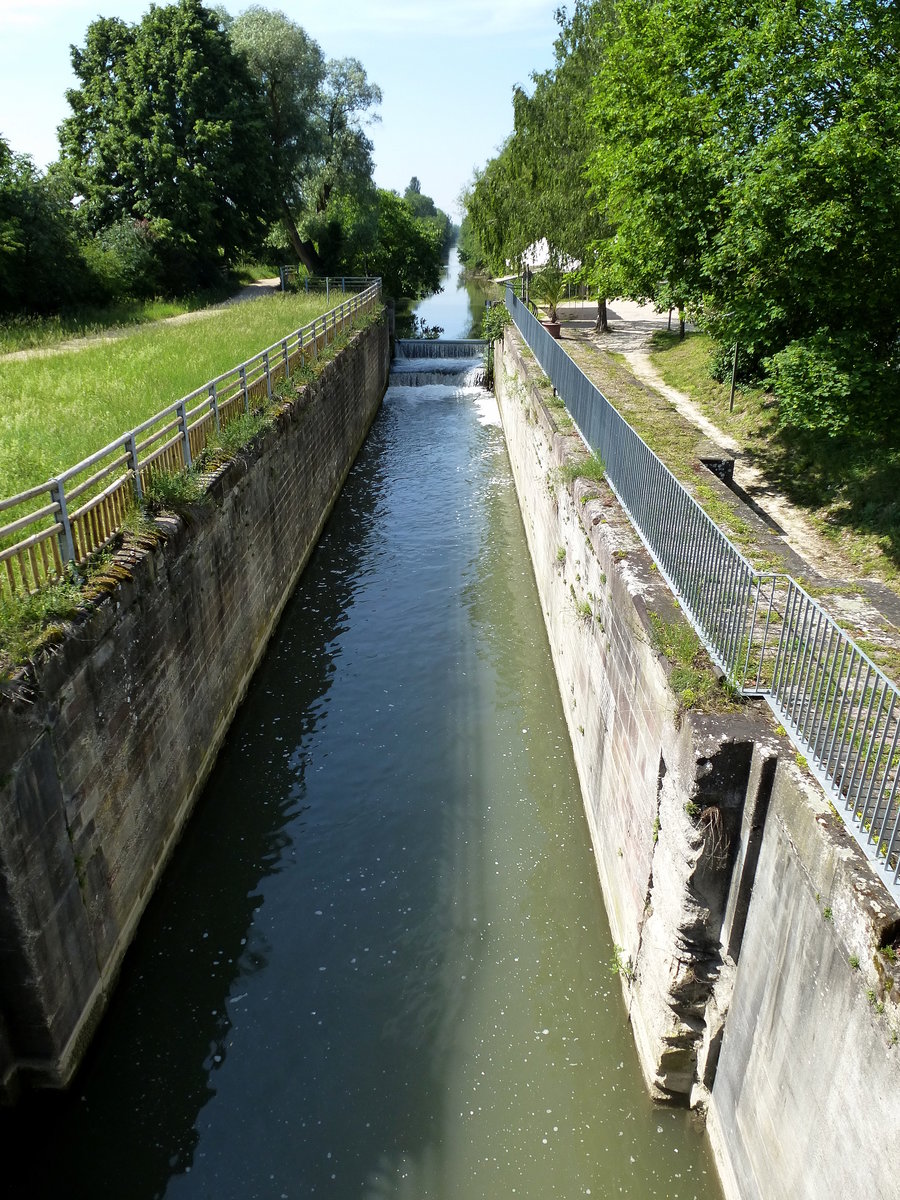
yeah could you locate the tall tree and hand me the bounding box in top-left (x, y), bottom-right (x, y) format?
top-left (465, 1), bottom-right (616, 327)
top-left (230, 5), bottom-right (382, 274)
top-left (587, 0), bottom-right (900, 431)
top-left (228, 6), bottom-right (324, 269)
top-left (59, 0), bottom-right (271, 287)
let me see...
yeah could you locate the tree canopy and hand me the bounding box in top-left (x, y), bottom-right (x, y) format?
top-left (465, 0), bottom-right (900, 433)
top-left (59, 0), bottom-right (271, 286)
top-left (0, 1), bottom-right (449, 313)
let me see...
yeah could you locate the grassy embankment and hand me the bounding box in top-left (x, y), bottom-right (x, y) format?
top-left (649, 331), bottom-right (900, 587)
top-left (0, 289), bottom-right (377, 670)
top-left (0, 289), bottom-right (330, 501)
top-left (0, 264), bottom-right (279, 355)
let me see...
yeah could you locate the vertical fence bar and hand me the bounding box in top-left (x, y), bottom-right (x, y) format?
top-left (240, 365), bottom-right (249, 413)
top-left (177, 401), bottom-right (192, 468)
top-left (49, 479), bottom-right (76, 567)
top-left (209, 381), bottom-right (220, 432)
top-left (264, 350), bottom-right (272, 400)
top-left (127, 432), bottom-right (143, 500)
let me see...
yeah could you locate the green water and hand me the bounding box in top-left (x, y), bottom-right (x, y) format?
top-left (2, 353), bottom-right (722, 1200)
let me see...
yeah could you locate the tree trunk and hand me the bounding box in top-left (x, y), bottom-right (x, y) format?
top-left (280, 200), bottom-right (323, 275)
top-left (679, 312), bottom-right (686, 340)
top-left (594, 298), bottom-right (609, 333)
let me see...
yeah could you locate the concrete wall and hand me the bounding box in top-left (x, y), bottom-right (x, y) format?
top-left (708, 760), bottom-right (900, 1200)
top-left (496, 329), bottom-right (900, 1199)
top-left (0, 318), bottom-right (390, 1098)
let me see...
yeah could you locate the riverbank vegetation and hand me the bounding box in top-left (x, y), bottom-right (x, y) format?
top-left (0, 1), bottom-right (452, 341)
top-left (464, 0), bottom-right (900, 439)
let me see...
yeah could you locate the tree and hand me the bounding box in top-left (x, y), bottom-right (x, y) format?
top-left (228, 5), bottom-right (324, 268)
top-left (365, 189), bottom-right (445, 298)
top-left (59, 0), bottom-right (272, 288)
top-left (231, 4), bottom-right (383, 275)
top-left (0, 137), bottom-right (93, 313)
top-left (465, 2), bottom-right (616, 328)
top-left (586, 0), bottom-right (900, 431)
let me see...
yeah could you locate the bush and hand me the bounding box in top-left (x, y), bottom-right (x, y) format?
top-left (707, 339), bottom-right (760, 388)
top-left (91, 218), bottom-right (162, 299)
top-left (764, 331), bottom-right (898, 436)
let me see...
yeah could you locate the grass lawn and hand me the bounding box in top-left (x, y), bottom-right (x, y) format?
top-left (0, 291), bottom-right (336, 500)
top-left (650, 331), bottom-right (900, 585)
top-left (0, 266), bottom-right (281, 354)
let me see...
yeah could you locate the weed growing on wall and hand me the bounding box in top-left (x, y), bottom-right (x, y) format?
top-left (557, 452), bottom-right (606, 487)
top-left (648, 610), bottom-right (739, 713)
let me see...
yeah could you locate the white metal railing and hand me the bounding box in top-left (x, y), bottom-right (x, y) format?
top-left (506, 286), bottom-right (900, 903)
top-left (0, 281), bottom-right (382, 596)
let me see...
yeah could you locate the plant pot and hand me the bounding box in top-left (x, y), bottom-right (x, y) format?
top-left (541, 320), bottom-right (561, 339)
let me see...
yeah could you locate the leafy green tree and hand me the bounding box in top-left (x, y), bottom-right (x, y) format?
top-left (365, 189), bottom-right (444, 299)
top-left (465, 2), bottom-right (616, 327)
top-left (587, 0), bottom-right (900, 431)
top-left (228, 5), bottom-right (324, 268)
top-left (59, 0), bottom-right (272, 288)
top-left (0, 138), bottom-right (93, 313)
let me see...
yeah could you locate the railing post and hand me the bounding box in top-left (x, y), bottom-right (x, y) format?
top-left (127, 432), bottom-right (143, 500)
top-left (50, 478), bottom-right (76, 566)
top-left (279, 266), bottom-right (286, 292)
top-left (240, 364), bottom-right (249, 413)
top-left (264, 349), bottom-right (272, 400)
top-left (342, 276), bottom-right (346, 293)
top-left (209, 381), bottom-right (220, 432)
top-left (177, 400), bottom-right (192, 468)
top-left (283, 338), bottom-right (290, 377)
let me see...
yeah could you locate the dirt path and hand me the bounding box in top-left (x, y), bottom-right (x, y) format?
top-left (0, 277), bottom-right (282, 364)
top-left (557, 296), bottom-right (846, 581)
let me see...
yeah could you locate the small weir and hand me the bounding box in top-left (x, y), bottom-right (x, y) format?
top-left (4, 335), bottom-right (722, 1199)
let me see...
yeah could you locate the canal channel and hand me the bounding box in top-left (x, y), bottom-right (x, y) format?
top-left (3, 253), bottom-right (723, 1200)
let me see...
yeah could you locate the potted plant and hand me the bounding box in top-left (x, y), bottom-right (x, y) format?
top-left (530, 263), bottom-right (565, 338)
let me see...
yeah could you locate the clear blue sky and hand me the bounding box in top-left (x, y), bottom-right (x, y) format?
top-left (1, 0), bottom-right (560, 218)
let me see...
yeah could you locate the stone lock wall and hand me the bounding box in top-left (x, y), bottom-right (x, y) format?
top-left (0, 318), bottom-right (390, 1098)
top-left (495, 328), bottom-right (900, 1200)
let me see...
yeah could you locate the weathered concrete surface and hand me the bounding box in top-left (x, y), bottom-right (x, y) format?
top-left (0, 318), bottom-right (390, 1098)
top-left (708, 760), bottom-right (900, 1200)
top-left (496, 327), bottom-right (900, 1198)
top-left (495, 332), bottom-right (765, 1103)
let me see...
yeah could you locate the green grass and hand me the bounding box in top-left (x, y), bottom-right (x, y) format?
top-left (650, 331), bottom-right (900, 584)
top-left (0, 291), bottom-right (336, 501)
top-left (0, 266), bottom-right (284, 354)
top-left (0, 288), bottom-right (240, 355)
top-left (648, 609), bottom-right (738, 713)
top-left (557, 451), bottom-right (606, 486)
top-left (233, 262), bottom-right (279, 284)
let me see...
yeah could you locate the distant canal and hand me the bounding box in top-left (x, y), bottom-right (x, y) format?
top-left (2, 263), bottom-right (722, 1200)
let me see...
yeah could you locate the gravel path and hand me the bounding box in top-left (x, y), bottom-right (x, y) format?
top-left (0, 277), bottom-right (282, 364)
top-left (556, 296), bottom-right (846, 581)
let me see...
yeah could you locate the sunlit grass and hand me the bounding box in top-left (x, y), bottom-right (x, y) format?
top-left (0, 291), bottom-right (333, 499)
top-left (0, 289), bottom-right (237, 355)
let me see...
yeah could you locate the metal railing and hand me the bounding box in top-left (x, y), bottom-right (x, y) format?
top-left (506, 286), bottom-right (900, 902)
top-left (278, 270), bottom-right (372, 299)
top-left (0, 281), bottom-right (382, 598)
